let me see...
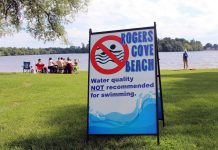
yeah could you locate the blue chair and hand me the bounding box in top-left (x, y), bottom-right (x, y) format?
top-left (23, 62), bottom-right (31, 73)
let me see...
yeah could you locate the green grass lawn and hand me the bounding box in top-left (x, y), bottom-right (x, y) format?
top-left (0, 70), bottom-right (218, 149)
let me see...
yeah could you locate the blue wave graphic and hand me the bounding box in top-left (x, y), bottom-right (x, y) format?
top-left (89, 93), bottom-right (157, 134)
top-left (95, 52), bottom-right (124, 61)
top-left (95, 48), bottom-right (124, 65)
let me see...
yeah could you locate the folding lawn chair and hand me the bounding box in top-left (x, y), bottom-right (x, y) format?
top-left (23, 62), bottom-right (31, 73)
top-left (35, 64), bottom-right (45, 73)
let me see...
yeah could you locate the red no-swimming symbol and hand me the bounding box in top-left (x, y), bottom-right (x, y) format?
top-left (91, 35), bottom-right (129, 74)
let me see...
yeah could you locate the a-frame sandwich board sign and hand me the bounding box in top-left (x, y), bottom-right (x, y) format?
top-left (87, 22), bottom-right (163, 144)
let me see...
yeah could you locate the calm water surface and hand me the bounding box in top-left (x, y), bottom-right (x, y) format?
top-left (159, 51), bottom-right (218, 70)
top-left (0, 51), bottom-right (218, 72)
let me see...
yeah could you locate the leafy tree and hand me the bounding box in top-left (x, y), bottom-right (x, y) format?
top-left (213, 44), bottom-right (218, 50)
top-left (183, 42), bottom-right (192, 51)
top-left (190, 39), bottom-right (203, 51)
top-left (204, 43), bottom-right (213, 50)
top-left (174, 41), bottom-right (183, 52)
top-left (157, 37), bottom-right (203, 52)
top-left (0, 0), bottom-right (88, 42)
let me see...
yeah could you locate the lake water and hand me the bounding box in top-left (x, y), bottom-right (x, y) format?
top-left (0, 51), bottom-right (218, 72)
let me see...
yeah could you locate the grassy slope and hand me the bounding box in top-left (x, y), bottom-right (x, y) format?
top-left (0, 70), bottom-right (218, 149)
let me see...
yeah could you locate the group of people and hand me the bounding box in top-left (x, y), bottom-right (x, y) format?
top-left (34, 57), bottom-right (79, 74)
top-left (33, 50), bottom-right (188, 73)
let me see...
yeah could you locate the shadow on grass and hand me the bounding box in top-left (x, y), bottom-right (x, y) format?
top-left (161, 71), bottom-right (218, 138)
top-left (7, 104), bottom-right (88, 149)
top-left (7, 104), bottom-right (134, 149)
top-left (7, 71), bottom-right (218, 149)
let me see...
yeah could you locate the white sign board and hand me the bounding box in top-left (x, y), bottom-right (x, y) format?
top-left (88, 26), bottom-right (159, 135)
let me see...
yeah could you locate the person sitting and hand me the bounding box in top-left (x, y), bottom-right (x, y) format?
top-left (57, 57), bottom-right (64, 73)
top-left (73, 59), bottom-right (79, 73)
top-left (48, 58), bottom-right (57, 73)
top-left (63, 58), bottom-right (67, 73)
top-left (66, 57), bottom-right (74, 74)
top-left (30, 66), bottom-right (35, 74)
top-left (35, 59), bottom-right (47, 73)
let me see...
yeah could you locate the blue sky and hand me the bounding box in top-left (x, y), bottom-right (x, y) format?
top-left (0, 0), bottom-right (218, 48)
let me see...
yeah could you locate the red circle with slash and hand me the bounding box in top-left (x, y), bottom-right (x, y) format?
top-left (91, 35), bottom-right (129, 74)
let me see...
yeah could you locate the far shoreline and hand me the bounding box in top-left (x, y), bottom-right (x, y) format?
top-left (1, 68), bottom-right (218, 74)
top-left (0, 49), bottom-right (218, 57)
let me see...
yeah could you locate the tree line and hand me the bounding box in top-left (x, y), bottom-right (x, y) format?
top-left (0, 38), bottom-right (218, 56)
top-left (158, 38), bottom-right (218, 52)
top-left (0, 43), bottom-right (89, 56)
